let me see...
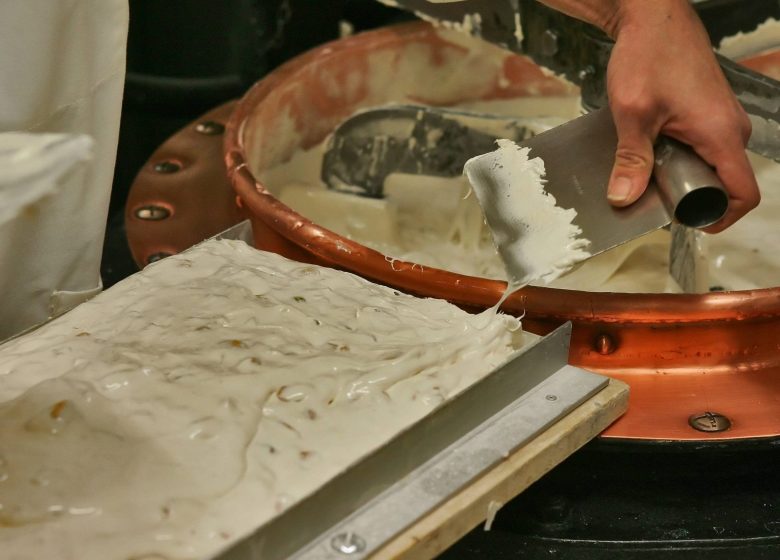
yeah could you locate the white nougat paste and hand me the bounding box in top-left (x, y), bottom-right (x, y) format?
top-left (0, 239), bottom-right (524, 560)
top-left (305, 8), bottom-right (780, 294)
top-left (463, 139), bottom-right (592, 287)
top-left (261, 95), bottom-right (779, 292)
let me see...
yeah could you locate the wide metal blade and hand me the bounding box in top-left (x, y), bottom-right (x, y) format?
top-left (508, 108), bottom-right (728, 260)
top-left (212, 323), bottom-right (613, 560)
top-left (511, 108), bottom-right (672, 257)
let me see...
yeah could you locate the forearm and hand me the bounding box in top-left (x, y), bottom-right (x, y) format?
top-left (537, 0), bottom-right (691, 40)
top-left (536, 0), bottom-right (620, 35)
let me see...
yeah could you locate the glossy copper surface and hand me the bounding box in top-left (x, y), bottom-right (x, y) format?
top-left (125, 102), bottom-right (244, 267)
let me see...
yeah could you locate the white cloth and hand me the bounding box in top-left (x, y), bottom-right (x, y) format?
top-left (0, 0), bottom-right (129, 340)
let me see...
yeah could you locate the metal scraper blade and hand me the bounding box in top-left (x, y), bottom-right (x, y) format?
top-left (321, 105), bottom-right (550, 198)
top-left (506, 107), bottom-right (728, 258)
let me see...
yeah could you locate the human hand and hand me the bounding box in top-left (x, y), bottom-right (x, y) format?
top-left (604, 0), bottom-right (759, 232)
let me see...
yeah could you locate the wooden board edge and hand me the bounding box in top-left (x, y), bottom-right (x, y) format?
top-left (371, 378), bottom-right (630, 560)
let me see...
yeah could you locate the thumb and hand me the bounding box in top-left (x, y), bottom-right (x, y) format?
top-left (607, 121), bottom-right (656, 207)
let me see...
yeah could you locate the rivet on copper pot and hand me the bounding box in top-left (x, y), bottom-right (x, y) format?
top-left (331, 532), bottom-right (366, 555)
top-left (195, 121), bottom-right (225, 135)
top-left (134, 205), bottom-right (170, 221)
top-left (595, 333), bottom-right (616, 355)
top-left (146, 252), bottom-right (172, 265)
top-left (154, 160), bottom-right (181, 174)
top-left (689, 411), bottom-right (731, 433)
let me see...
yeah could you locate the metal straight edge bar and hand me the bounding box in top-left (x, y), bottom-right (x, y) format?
top-left (213, 322), bottom-right (609, 560)
top-left (294, 364), bottom-right (607, 560)
top-left (212, 219), bottom-right (255, 244)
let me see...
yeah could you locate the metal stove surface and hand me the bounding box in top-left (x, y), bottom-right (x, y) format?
top-left (443, 438), bottom-right (780, 560)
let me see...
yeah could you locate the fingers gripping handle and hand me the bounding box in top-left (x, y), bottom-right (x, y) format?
top-left (653, 138), bottom-right (729, 228)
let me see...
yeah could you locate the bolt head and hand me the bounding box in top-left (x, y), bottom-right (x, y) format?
top-left (331, 532), bottom-right (366, 555)
top-left (689, 411), bottom-right (731, 433)
top-left (153, 160), bottom-right (181, 174)
top-left (545, 394), bottom-right (558, 402)
top-left (195, 121), bottom-right (225, 135)
top-left (595, 333), bottom-right (616, 355)
top-left (134, 205), bottom-right (170, 221)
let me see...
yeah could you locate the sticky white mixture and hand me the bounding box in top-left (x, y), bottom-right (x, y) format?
top-left (259, 97), bottom-right (683, 294)
top-left (718, 18), bottom-right (780, 59)
top-left (483, 499), bottom-right (503, 532)
top-left (0, 239), bottom-right (524, 560)
top-left (464, 139), bottom-right (592, 287)
top-left (252, 19), bottom-right (780, 293)
top-left (707, 152), bottom-right (780, 290)
top-left (261, 101), bottom-right (779, 293)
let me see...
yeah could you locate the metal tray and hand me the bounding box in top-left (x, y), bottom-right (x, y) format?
top-left (205, 228), bottom-right (610, 560)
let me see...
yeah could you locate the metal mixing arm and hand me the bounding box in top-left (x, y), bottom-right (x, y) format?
top-left (384, 0), bottom-right (780, 160)
top-left (321, 105), bottom-right (553, 197)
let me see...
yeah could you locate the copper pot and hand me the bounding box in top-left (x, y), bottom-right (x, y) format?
top-left (219, 23), bottom-right (780, 441)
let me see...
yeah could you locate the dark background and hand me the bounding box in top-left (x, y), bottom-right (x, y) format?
top-left (103, 0), bottom-right (410, 285)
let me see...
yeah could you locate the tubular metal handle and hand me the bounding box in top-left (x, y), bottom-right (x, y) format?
top-left (653, 138), bottom-right (729, 228)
